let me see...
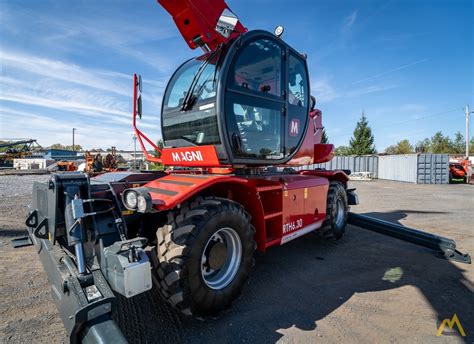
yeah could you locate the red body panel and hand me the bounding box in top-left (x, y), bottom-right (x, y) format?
top-left (287, 109), bottom-right (335, 166)
top-left (142, 171), bottom-right (345, 251)
top-left (144, 173), bottom-right (248, 210)
top-left (157, 0), bottom-right (247, 51)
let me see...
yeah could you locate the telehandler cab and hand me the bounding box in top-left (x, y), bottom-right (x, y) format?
top-left (15, 0), bottom-right (470, 342)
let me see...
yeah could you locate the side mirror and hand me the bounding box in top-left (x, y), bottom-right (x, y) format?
top-left (310, 95), bottom-right (316, 111)
top-left (137, 95), bottom-right (142, 119)
top-left (215, 8), bottom-right (238, 38)
top-left (138, 75), bottom-right (142, 93)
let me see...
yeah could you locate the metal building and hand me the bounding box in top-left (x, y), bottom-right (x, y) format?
top-left (297, 153), bottom-right (450, 184)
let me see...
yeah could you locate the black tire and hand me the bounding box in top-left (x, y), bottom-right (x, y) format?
top-left (154, 196), bottom-right (256, 317)
top-left (319, 182), bottom-right (348, 240)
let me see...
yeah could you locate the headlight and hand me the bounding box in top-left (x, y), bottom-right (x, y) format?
top-left (122, 187), bottom-right (152, 213)
top-left (137, 195), bottom-right (147, 212)
top-left (124, 190), bottom-right (138, 209)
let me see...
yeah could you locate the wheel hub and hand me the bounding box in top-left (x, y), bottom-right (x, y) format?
top-left (201, 227), bottom-right (242, 290)
top-left (335, 197), bottom-right (345, 227)
top-left (207, 241), bottom-right (227, 270)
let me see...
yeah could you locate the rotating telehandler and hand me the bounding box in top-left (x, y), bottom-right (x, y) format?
top-left (14, 1), bottom-right (470, 342)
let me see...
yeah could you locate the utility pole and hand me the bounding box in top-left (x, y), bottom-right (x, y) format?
top-left (72, 128), bottom-right (77, 152)
top-left (466, 105), bottom-right (473, 159)
top-left (132, 134), bottom-right (137, 170)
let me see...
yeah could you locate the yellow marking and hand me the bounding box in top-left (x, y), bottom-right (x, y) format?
top-left (436, 314), bottom-right (466, 337)
top-left (304, 188), bottom-right (308, 199)
top-left (132, 183), bottom-right (140, 188)
top-left (284, 190), bottom-right (288, 197)
top-left (122, 210), bottom-right (134, 216)
top-left (48, 232), bottom-right (52, 241)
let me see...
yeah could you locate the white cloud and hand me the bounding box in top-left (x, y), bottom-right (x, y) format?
top-left (353, 59), bottom-right (428, 85)
top-left (342, 10), bottom-right (358, 32)
top-left (0, 4), bottom-right (178, 150)
top-left (0, 49), bottom-right (163, 132)
top-left (312, 79), bottom-right (338, 102)
top-left (346, 84), bottom-right (398, 97)
top-left (1, 50), bottom-right (131, 96)
top-left (311, 77), bottom-right (397, 104)
top-left (0, 107), bottom-right (159, 149)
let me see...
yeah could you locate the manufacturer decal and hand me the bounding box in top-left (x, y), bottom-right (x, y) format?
top-left (283, 218), bottom-right (303, 234)
top-left (289, 119), bottom-right (300, 137)
top-left (161, 145), bottom-right (220, 166)
top-left (281, 220), bottom-right (324, 244)
top-left (171, 150), bottom-right (203, 162)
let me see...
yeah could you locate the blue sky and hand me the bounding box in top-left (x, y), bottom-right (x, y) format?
top-left (0, 0), bottom-right (472, 151)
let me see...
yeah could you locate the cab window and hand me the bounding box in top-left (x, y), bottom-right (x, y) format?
top-left (226, 94), bottom-right (283, 160)
top-left (162, 57), bottom-right (219, 147)
top-left (163, 58), bottom-right (217, 110)
top-left (288, 54), bottom-right (308, 108)
top-left (286, 53), bottom-right (309, 155)
top-left (231, 39), bottom-right (283, 98)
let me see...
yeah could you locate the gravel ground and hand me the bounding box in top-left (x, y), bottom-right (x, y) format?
top-left (0, 175), bottom-right (473, 343)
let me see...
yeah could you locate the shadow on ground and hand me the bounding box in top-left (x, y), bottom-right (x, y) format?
top-left (114, 210), bottom-right (473, 343)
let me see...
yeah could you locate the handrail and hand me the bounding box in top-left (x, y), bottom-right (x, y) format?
top-left (132, 74), bottom-right (162, 164)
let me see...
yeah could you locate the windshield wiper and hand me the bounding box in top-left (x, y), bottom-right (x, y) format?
top-left (180, 46), bottom-right (222, 112)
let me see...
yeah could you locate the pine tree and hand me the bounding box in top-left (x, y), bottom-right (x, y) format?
top-left (451, 131), bottom-right (465, 154)
top-left (430, 131), bottom-right (451, 153)
top-left (349, 112), bottom-right (376, 155)
top-left (321, 128), bottom-right (329, 144)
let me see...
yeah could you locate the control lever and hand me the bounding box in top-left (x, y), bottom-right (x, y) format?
top-left (232, 132), bottom-right (242, 151)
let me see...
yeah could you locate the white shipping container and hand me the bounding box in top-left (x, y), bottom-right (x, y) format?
top-left (13, 158), bottom-right (55, 170)
top-left (378, 154), bottom-right (418, 183)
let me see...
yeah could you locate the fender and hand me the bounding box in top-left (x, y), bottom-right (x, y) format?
top-left (142, 173), bottom-right (248, 210)
top-left (141, 174), bottom-right (272, 251)
top-left (299, 169), bottom-right (349, 183)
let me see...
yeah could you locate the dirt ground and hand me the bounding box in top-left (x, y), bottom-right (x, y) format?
top-left (0, 175), bottom-right (473, 343)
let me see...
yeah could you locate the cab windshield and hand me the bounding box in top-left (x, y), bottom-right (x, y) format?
top-left (162, 56), bottom-right (220, 146)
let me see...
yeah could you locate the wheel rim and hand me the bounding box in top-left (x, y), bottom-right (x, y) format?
top-left (201, 227), bottom-right (242, 290)
top-left (335, 197), bottom-right (345, 227)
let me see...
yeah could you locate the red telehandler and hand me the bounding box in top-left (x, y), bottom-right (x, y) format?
top-left (14, 1), bottom-right (470, 342)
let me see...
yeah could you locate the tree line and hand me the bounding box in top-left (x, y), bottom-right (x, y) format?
top-left (48, 144), bottom-right (115, 152)
top-left (326, 113), bottom-right (474, 156)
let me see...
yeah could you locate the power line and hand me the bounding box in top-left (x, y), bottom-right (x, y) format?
top-left (375, 108), bottom-right (459, 128)
top-left (117, 139), bottom-right (134, 152)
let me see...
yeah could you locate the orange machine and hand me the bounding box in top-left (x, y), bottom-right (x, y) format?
top-left (83, 147), bottom-right (118, 174)
top-left (449, 157), bottom-right (471, 183)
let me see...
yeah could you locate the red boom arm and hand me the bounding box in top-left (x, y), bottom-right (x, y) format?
top-left (157, 0), bottom-right (247, 51)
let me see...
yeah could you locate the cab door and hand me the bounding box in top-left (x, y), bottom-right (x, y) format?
top-left (225, 36), bottom-right (286, 163)
top-left (285, 52), bottom-right (310, 156)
